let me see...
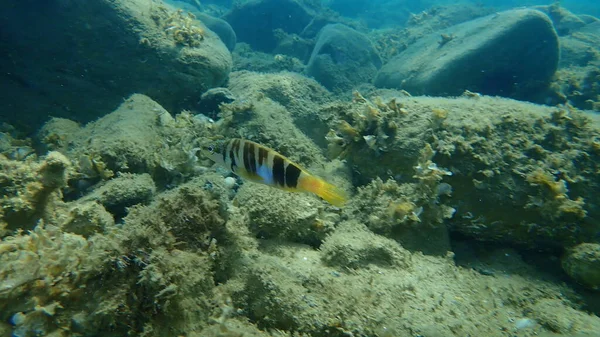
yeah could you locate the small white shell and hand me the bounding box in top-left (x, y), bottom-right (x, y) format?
top-left (224, 177), bottom-right (237, 189)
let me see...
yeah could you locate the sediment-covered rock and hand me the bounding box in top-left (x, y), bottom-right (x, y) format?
top-left (375, 9), bottom-right (559, 100)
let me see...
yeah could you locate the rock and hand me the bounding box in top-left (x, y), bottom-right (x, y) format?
top-left (579, 14), bottom-right (600, 25)
top-left (235, 183), bottom-right (329, 245)
top-left (558, 35), bottom-right (599, 67)
top-left (196, 12), bottom-right (237, 51)
top-left (562, 243), bottom-right (600, 290)
top-left (80, 173), bottom-right (156, 218)
top-left (533, 4), bottom-right (587, 35)
top-left (306, 24), bottom-right (382, 92)
top-left (320, 224), bottom-right (411, 269)
top-left (579, 21), bottom-right (600, 36)
top-left (375, 9), bottom-right (559, 99)
top-left (0, 0), bottom-right (232, 133)
top-left (63, 201), bottom-right (115, 238)
top-left (331, 93), bottom-right (600, 250)
top-left (226, 71), bottom-right (334, 149)
top-left (39, 93), bottom-right (220, 189)
top-left (273, 32), bottom-right (314, 63)
top-left (67, 94), bottom-right (169, 175)
top-left (0, 152), bottom-right (71, 232)
top-left (224, 0), bottom-right (316, 52)
top-left (198, 87), bottom-right (236, 119)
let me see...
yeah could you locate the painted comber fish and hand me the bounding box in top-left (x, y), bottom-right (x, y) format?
top-left (202, 139), bottom-right (347, 207)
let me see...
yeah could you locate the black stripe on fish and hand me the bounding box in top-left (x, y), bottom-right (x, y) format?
top-left (285, 162), bottom-right (301, 188)
top-left (258, 144), bottom-right (268, 167)
top-left (221, 142), bottom-right (227, 164)
top-left (245, 141), bottom-right (257, 175)
top-left (242, 141), bottom-right (250, 173)
top-left (229, 139), bottom-right (238, 172)
top-left (272, 154), bottom-right (285, 187)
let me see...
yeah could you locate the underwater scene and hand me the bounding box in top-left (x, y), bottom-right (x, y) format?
top-left (2, 0), bottom-right (600, 336)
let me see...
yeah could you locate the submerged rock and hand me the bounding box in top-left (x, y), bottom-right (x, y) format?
top-left (78, 173), bottom-right (156, 218)
top-left (562, 243), bottom-right (600, 290)
top-left (198, 87), bottom-right (236, 119)
top-left (0, 0), bottom-right (232, 132)
top-left (223, 0), bottom-right (316, 52)
top-left (196, 12), bottom-right (237, 51)
top-left (533, 3), bottom-right (587, 36)
top-left (0, 152), bottom-right (71, 233)
top-left (375, 9), bottom-right (559, 100)
top-left (306, 23), bottom-right (382, 92)
top-left (38, 94), bottom-right (215, 189)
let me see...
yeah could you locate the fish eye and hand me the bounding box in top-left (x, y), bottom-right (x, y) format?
top-left (207, 145), bottom-right (215, 153)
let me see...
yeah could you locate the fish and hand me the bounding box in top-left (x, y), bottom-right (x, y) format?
top-left (202, 139), bottom-right (347, 207)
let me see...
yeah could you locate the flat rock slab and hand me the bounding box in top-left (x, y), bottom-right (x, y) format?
top-left (375, 9), bottom-right (559, 99)
top-left (0, 0), bottom-right (232, 131)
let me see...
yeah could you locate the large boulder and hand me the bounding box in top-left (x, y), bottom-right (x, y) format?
top-left (0, 0), bottom-right (232, 132)
top-left (196, 12), bottom-right (237, 51)
top-left (223, 0), bottom-right (316, 52)
top-left (375, 9), bottom-right (559, 99)
top-left (306, 24), bottom-right (382, 92)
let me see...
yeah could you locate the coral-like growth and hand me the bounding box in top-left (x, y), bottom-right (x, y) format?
top-left (525, 168), bottom-right (587, 220)
top-left (324, 90), bottom-right (409, 160)
top-left (153, 7), bottom-right (205, 47)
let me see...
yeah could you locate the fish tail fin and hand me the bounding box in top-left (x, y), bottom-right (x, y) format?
top-left (299, 175), bottom-right (347, 207)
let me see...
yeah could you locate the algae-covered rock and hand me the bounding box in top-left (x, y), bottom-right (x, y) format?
top-left (79, 173), bottom-right (156, 218)
top-left (122, 176), bottom-right (229, 250)
top-left (0, 173), bottom-right (231, 336)
top-left (235, 183), bottom-right (336, 245)
top-left (39, 94), bottom-right (213, 187)
top-left (326, 92), bottom-right (600, 249)
top-left (320, 223), bottom-right (411, 269)
top-left (375, 9), bottom-right (559, 100)
top-left (62, 201), bottom-right (115, 238)
top-left (0, 224), bottom-right (124, 336)
top-left (562, 243), bottom-right (600, 290)
top-left (136, 248), bottom-right (215, 335)
top-left (0, 152), bottom-right (70, 233)
top-left (56, 94), bottom-right (167, 174)
top-left (342, 178), bottom-right (453, 256)
top-left (198, 87), bottom-right (236, 119)
top-left (0, 0), bottom-right (231, 132)
top-left (534, 3), bottom-right (587, 35)
top-left (306, 24), bottom-right (382, 92)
